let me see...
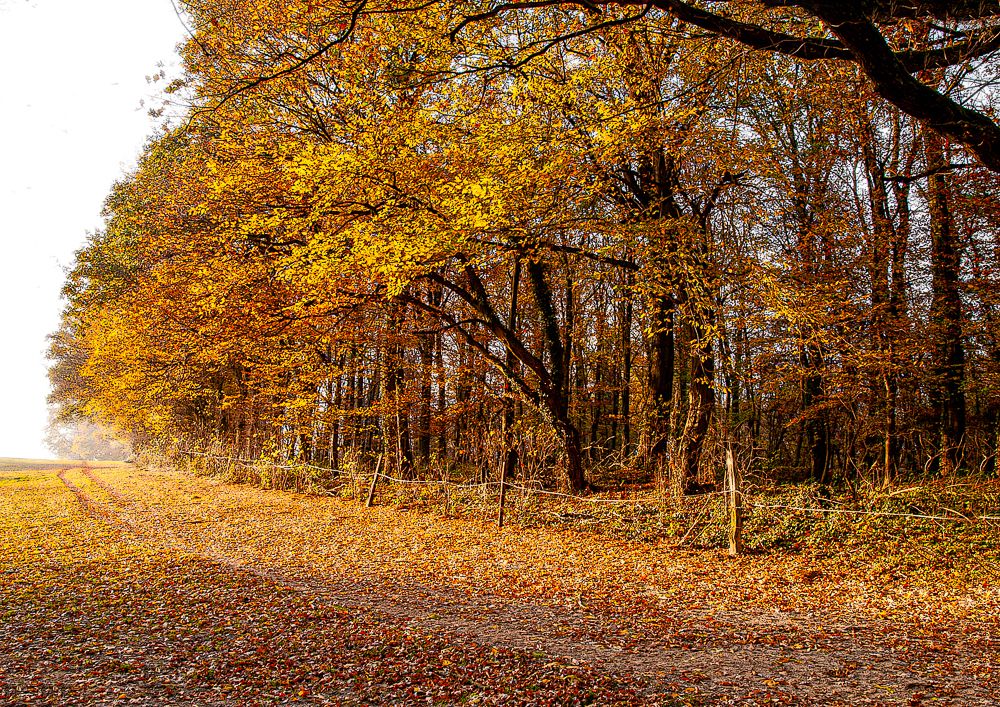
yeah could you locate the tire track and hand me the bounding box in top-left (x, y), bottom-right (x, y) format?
top-left (65, 465), bottom-right (1000, 706)
top-left (57, 464), bottom-right (154, 543)
top-left (56, 465), bottom-right (123, 528)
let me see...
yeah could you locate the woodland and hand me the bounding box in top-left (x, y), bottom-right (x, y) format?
top-left (48, 1), bottom-right (1000, 504)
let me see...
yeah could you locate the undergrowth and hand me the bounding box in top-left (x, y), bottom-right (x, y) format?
top-left (156, 450), bottom-right (1000, 585)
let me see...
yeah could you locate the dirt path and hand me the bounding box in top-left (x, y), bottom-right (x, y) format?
top-left (2, 463), bottom-right (997, 705)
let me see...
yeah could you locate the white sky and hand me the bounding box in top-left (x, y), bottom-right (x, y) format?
top-left (0, 0), bottom-right (186, 458)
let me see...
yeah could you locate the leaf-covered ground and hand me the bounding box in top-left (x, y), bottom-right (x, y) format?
top-left (1, 462), bottom-right (997, 705)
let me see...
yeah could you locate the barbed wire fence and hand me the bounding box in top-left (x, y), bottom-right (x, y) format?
top-left (176, 449), bottom-right (1000, 554)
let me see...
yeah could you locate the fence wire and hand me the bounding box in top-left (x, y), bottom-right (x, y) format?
top-left (178, 450), bottom-right (999, 524)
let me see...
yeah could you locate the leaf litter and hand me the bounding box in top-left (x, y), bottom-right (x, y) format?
top-left (1, 462), bottom-right (997, 705)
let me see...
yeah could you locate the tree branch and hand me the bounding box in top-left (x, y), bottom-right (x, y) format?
top-left (811, 7), bottom-right (1000, 171)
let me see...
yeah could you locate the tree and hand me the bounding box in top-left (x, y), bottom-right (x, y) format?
top-left (52, 0), bottom-right (1000, 499)
top-left (182, 1), bottom-right (1000, 170)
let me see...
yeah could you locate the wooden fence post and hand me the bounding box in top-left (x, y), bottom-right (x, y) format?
top-left (726, 447), bottom-right (744, 556)
top-left (365, 454), bottom-right (384, 508)
top-left (497, 459), bottom-right (508, 529)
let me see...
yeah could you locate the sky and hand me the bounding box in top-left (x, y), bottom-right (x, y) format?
top-left (0, 0), bottom-right (187, 458)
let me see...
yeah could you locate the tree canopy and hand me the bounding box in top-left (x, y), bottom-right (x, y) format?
top-left (188, 1), bottom-right (1000, 171)
top-left (52, 1), bottom-right (1000, 495)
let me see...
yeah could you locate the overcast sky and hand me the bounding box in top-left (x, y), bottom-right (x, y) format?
top-left (0, 0), bottom-right (186, 458)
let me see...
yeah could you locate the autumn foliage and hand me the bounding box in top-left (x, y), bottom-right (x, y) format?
top-left (50, 2), bottom-right (1000, 497)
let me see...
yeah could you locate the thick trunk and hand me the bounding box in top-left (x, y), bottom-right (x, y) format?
top-left (590, 311), bottom-right (604, 460)
top-left (557, 418), bottom-right (587, 492)
top-left (862, 130), bottom-right (898, 484)
top-left (453, 338), bottom-right (469, 465)
top-left (417, 332), bottom-right (433, 465)
top-left (332, 364), bottom-right (343, 470)
top-left (384, 303), bottom-right (414, 479)
top-left (924, 130), bottom-right (967, 473)
top-left (385, 355), bottom-right (414, 479)
top-left (621, 271), bottom-right (634, 454)
top-left (501, 260), bottom-right (521, 485)
top-left (801, 343), bottom-right (831, 484)
top-left (369, 350), bottom-right (383, 454)
top-left (678, 321), bottom-right (715, 492)
top-left (527, 258), bottom-right (587, 492)
top-left (648, 294), bottom-right (675, 461)
top-left (433, 315), bottom-right (448, 460)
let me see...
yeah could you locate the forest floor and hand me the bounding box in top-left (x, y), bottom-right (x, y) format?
top-left (0, 460), bottom-right (997, 706)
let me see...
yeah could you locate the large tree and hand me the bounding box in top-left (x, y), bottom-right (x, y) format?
top-left (182, 0), bottom-right (1000, 170)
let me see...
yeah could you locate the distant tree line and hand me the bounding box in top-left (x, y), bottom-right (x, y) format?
top-left (50, 2), bottom-right (1000, 493)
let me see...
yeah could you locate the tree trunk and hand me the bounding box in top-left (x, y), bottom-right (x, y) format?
top-left (527, 258), bottom-right (587, 492)
top-left (417, 331), bottom-right (433, 465)
top-left (648, 293), bottom-right (675, 463)
top-left (801, 342), bottom-right (831, 484)
top-left (501, 260), bottom-right (521, 485)
top-left (621, 270), bottom-right (634, 454)
top-left (678, 320), bottom-right (715, 492)
top-left (384, 304), bottom-right (414, 479)
top-left (924, 129), bottom-right (966, 474)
